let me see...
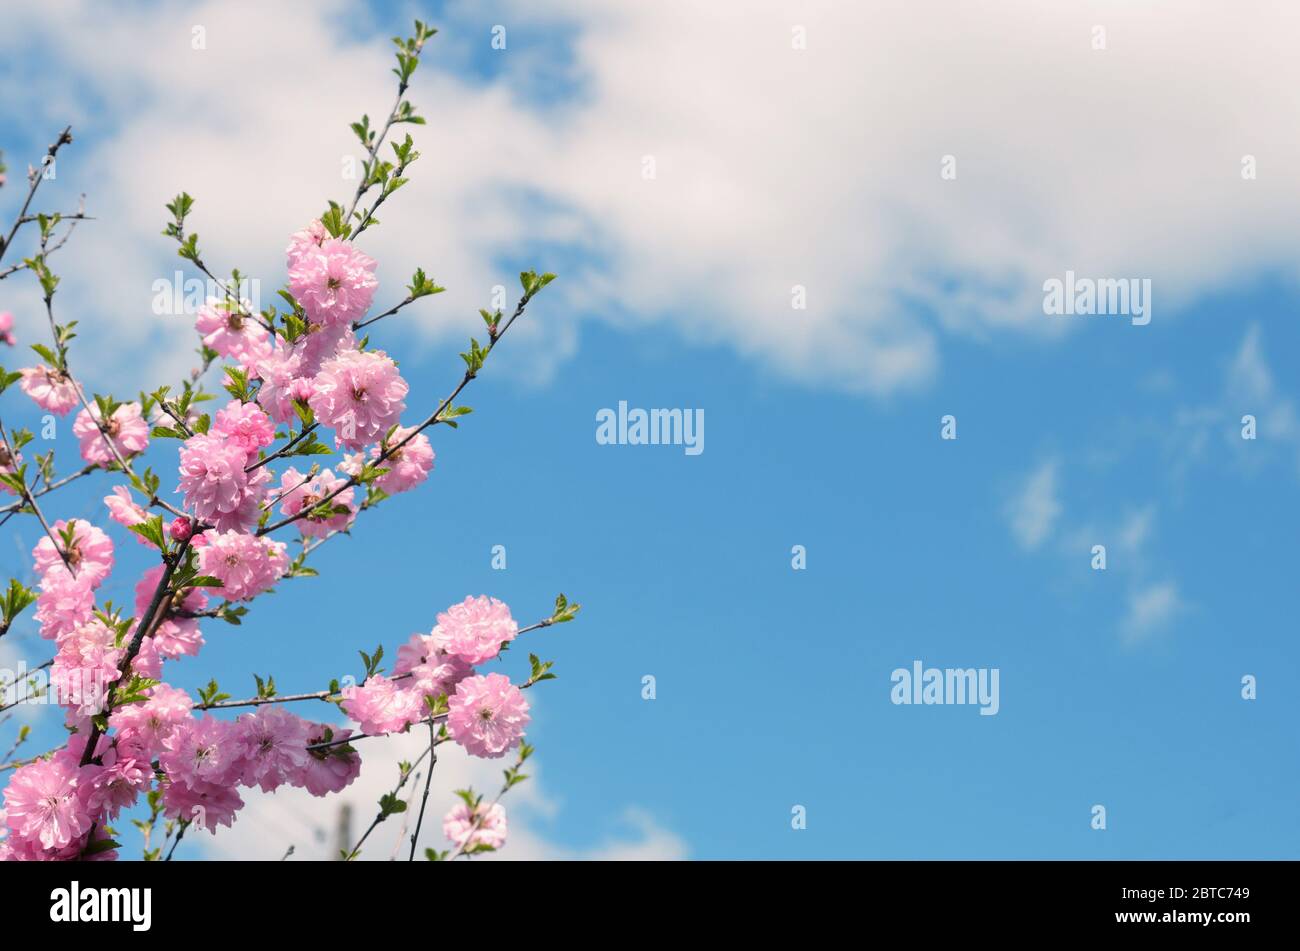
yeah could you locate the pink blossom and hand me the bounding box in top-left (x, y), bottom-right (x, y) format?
top-left (443, 800), bottom-right (508, 852)
top-left (370, 426), bottom-right (434, 495)
top-left (177, 433), bottom-right (250, 519)
top-left (433, 596), bottom-right (518, 666)
top-left (1, 826), bottom-right (118, 862)
top-left (85, 753), bottom-right (151, 820)
top-left (159, 715), bottom-right (246, 791)
top-left (277, 466), bottom-right (355, 537)
top-left (251, 342), bottom-right (304, 424)
top-left (308, 348), bottom-right (407, 450)
top-left (195, 530), bottom-right (287, 601)
top-left (159, 780), bottom-right (243, 835)
top-left (206, 466), bottom-right (270, 533)
top-left (337, 450), bottom-right (366, 478)
top-left (169, 516), bottom-right (193, 542)
top-left (288, 238), bottom-right (378, 327)
top-left (128, 637), bottom-right (165, 680)
top-left (49, 620), bottom-right (123, 715)
top-left (285, 219), bottom-right (327, 269)
top-left (103, 485), bottom-right (149, 540)
top-left (296, 321), bottom-right (355, 376)
top-left (195, 300), bottom-right (272, 366)
top-left (447, 673), bottom-right (530, 759)
top-left (0, 311), bottom-right (14, 346)
top-left (34, 571), bottom-right (96, 640)
top-left (340, 675), bottom-right (424, 735)
top-left (211, 400), bottom-right (275, 459)
top-left (236, 707), bottom-right (312, 793)
top-left (109, 684), bottom-right (194, 759)
top-left (394, 633), bottom-right (472, 702)
top-left (18, 365), bottom-right (78, 416)
top-left (2, 758), bottom-right (93, 851)
top-left (149, 617), bottom-right (204, 661)
top-left (32, 518), bottom-right (114, 587)
top-left (300, 724), bottom-right (362, 797)
top-left (72, 402), bottom-right (149, 466)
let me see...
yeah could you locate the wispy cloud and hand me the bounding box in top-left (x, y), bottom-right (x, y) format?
top-left (1165, 324), bottom-right (1300, 480)
top-left (1005, 459), bottom-right (1062, 551)
top-left (1121, 582), bottom-right (1185, 645)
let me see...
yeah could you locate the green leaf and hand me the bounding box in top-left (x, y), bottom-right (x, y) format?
top-left (29, 343), bottom-right (59, 367)
top-left (128, 516), bottom-right (166, 550)
top-left (82, 838), bottom-right (122, 856)
top-left (320, 201), bottom-right (349, 239)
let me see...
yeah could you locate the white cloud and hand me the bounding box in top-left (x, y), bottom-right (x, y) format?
top-left (1117, 506), bottom-right (1155, 554)
top-left (1006, 459), bottom-right (1061, 551)
top-left (1121, 582), bottom-right (1184, 644)
top-left (1165, 324), bottom-right (1300, 480)
top-left (1226, 325), bottom-right (1298, 443)
top-left (199, 728), bottom-right (686, 861)
top-left (4, 1), bottom-right (1300, 395)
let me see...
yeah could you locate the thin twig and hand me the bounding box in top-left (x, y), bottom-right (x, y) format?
top-left (407, 718), bottom-right (438, 860)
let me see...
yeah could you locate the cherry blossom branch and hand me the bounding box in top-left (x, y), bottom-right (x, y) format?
top-left (245, 423), bottom-right (319, 472)
top-left (308, 649), bottom-right (562, 754)
top-left (77, 537), bottom-right (193, 768)
top-left (163, 821), bottom-right (189, 861)
top-left (1, 722), bottom-right (30, 763)
top-left (449, 743), bottom-right (532, 861)
top-left (25, 252), bottom-right (185, 520)
top-left (0, 204), bottom-right (87, 281)
top-left (407, 718), bottom-right (438, 860)
top-left (14, 211), bottom-right (92, 225)
top-left (0, 20), bottom-right (580, 865)
top-left (0, 753), bottom-right (43, 772)
top-left (0, 658), bottom-right (54, 713)
top-left (352, 294), bottom-right (416, 332)
top-left (342, 24), bottom-right (433, 230)
top-left (258, 284), bottom-right (546, 538)
top-left (261, 469), bottom-right (315, 513)
top-left (197, 617), bottom-right (557, 712)
top-left (344, 743), bottom-right (433, 860)
top-left (0, 419), bottom-right (75, 577)
top-left (308, 715), bottom-right (448, 752)
top-left (0, 126), bottom-right (72, 269)
top-left (0, 462), bottom-right (98, 516)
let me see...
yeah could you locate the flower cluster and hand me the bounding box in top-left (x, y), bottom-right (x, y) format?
top-left (1, 214), bottom-right (538, 860)
top-left (340, 598), bottom-right (530, 762)
top-left (1, 23), bottom-right (566, 862)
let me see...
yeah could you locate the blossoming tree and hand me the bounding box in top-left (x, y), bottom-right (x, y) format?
top-left (0, 21), bottom-right (576, 861)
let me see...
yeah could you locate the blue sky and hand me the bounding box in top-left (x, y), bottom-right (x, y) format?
top-left (1, 0), bottom-right (1298, 860)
